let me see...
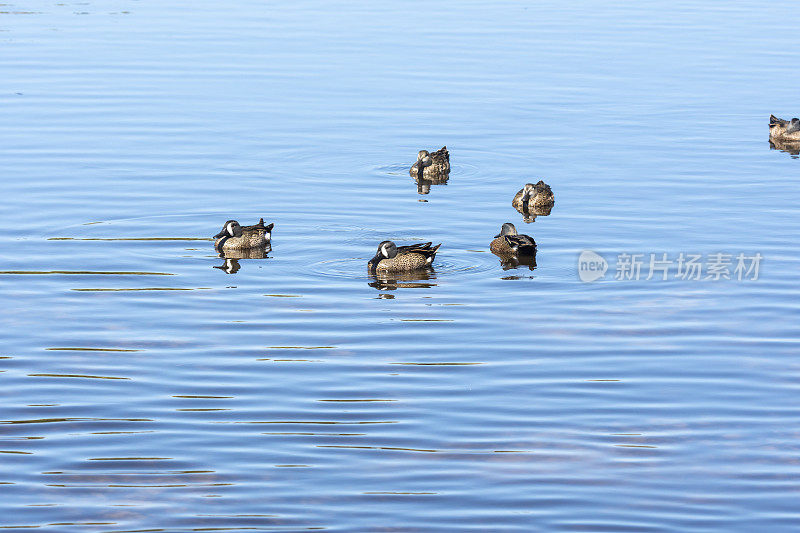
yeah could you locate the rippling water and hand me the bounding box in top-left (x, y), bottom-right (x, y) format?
top-left (3, 1), bottom-right (800, 531)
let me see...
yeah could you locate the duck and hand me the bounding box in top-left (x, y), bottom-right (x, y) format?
top-left (512, 181), bottom-right (555, 212)
top-left (769, 115), bottom-right (800, 141)
top-left (490, 223), bottom-right (536, 256)
top-left (410, 146), bottom-right (450, 181)
top-left (214, 218), bottom-right (273, 252)
top-left (368, 241), bottom-right (441, 272)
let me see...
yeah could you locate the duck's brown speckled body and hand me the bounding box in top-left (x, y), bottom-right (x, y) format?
top-left (368, 241), bottom-right (441, 272)
top-left (214, 218), bottom-right (274, 252)
top-left (770, 115), bottom-right (800, 142)
top-left (489, 223), bottom-right (536, 256)
top-left (410, 147), bottom-right (450, 181)
top-left (512, 181), bottom-right (555, 211)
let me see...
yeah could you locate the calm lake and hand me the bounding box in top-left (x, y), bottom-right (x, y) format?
top-left (3, 1), bottom-right (800, 531)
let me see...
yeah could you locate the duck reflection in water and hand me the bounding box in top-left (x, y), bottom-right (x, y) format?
top-left (213, 247), bottom-right (270, 274)
top-left (368, 269), bottom-right (438, 291)
top-left (517, 202), bottom-right (553, 223)
top-left (769, 139), bottom-right (800, 158)
top-left (213, 247), bottom-right (271, 274)
top-left (414, 176), bottom-right (449, 195)
top-left (214, 258), bottom-right (241, 274)
top-left (497, 253), bottom-right (537, 271)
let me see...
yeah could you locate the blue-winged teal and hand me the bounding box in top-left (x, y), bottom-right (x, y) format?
top-left (410, 146), bottom-right (450, 181)
top-left (368, 241), bottom-right (441, 272)
top-left (770, 115), bottom-right (800, 142)
top-left (512, 181), bottom-right (555, 211)
top-left (214, 218), bottom-right (273, 252)
top-left (490, 223), bottom-right (536, 256)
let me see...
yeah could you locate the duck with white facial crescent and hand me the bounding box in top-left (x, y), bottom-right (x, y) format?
top-left (214, 218), bottom-right (274, 252)
top-left (368, 241), bottom-right (441, 272)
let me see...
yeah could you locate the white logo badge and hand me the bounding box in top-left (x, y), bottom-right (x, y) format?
top-left (578, 250), bottom-right (607, 282)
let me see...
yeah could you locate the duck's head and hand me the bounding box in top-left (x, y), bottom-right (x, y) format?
top-left (521, 183), bottom-right (537, 202)
top-left (368, 240), bottom-right (398, 272)
top-left (416, 150), bottom-right (432, 168)
top-left (495, 223), bottom-right (518, 238)
top-left (214, 220), bottom-right (243, 239)
top-left (522, 181), bottom-right (554, 205)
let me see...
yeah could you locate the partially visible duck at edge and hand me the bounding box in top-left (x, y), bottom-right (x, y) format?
top-left (368, 241), bottom-right (441, 272)
top-left (490, 223), bottom-right (536, 256)
top-left (410, 146), bottom-right (450, 181)
top-left (769, 115), bottom-right (800, 142)
top-left (214, 218), bottom-right (274, 252)
top-left (512, 180), bottom-right (555, 211)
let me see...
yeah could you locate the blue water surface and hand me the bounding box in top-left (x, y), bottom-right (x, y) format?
top-left (2, 1), bottom-right (800, 531)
